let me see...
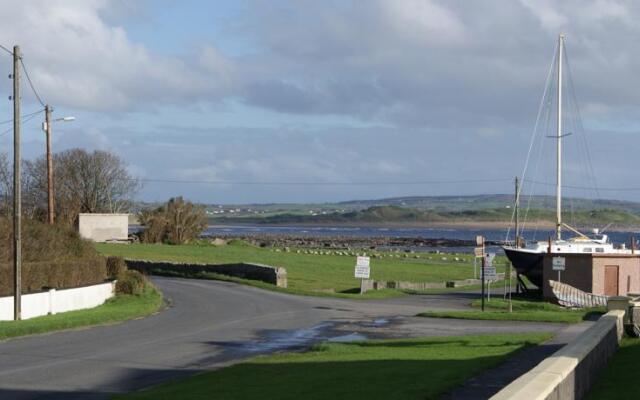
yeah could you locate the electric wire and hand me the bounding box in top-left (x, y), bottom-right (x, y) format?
top-left (0, 112), bottom-right (42, 138)
top-left (19, 58), bottom-right (46, 107)
top-left (0, 44), bottom-right (12, 56)
top-left (0, 109), bottom-right (45, 125)
top-left (124, 177), bottom-right (512, 187)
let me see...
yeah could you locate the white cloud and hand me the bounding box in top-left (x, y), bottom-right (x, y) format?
top-left (0, 0), bottom-right (234, 111)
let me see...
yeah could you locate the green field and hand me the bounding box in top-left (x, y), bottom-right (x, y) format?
top-left (588, 338), bottom-right (640, 399)
top-left (0, 285), bottom-right (163, 340)
top-left (116, 333), bottom-right (550, 400)
top-left (419, 298), bottom-right (604, 323)
top-left (97, 242), bottom-right (506, 298)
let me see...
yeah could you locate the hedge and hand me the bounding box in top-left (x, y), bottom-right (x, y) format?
top-left (0, 257), bottom-right (108, 296)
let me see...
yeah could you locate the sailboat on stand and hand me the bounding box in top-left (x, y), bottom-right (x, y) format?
top-left (502, 34), bottom-right (633, 289)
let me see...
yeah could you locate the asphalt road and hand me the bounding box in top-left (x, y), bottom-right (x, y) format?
top-left (0, 277), bottom-right (570, 399)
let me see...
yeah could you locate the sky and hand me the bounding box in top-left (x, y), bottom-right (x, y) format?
top-left (0, 0), bottom-right (639, 204)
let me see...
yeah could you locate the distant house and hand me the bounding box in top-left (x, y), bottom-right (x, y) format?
top-left (77, 213), bottom-right (129, 243)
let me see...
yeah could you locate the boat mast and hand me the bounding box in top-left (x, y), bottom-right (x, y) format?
top-left (556, 34), bottom-right (564, 240)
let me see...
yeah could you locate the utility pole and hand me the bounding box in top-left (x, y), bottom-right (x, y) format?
top-left (45, 105), bottom-right (54, 224)
top-left (514, 176), bottom-right (519, 247)
top-left (12, 45), bottom-right (21, 321)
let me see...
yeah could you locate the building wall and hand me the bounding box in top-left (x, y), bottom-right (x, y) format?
top-left (542, 254), bottom-right (593, 299)
top-left (592, 256), bottom-right (640, 296)
top-left (78, 213), bottom-right (129, 242)
top-left (543, 253), bottom-right (640, 298)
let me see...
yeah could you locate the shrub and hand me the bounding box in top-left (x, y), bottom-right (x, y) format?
top-left (106, 256), bottom-right (127, 279)
top-left (0, 217), bottom-right (108, 296)
top-left (116, 270), bottom-right (146, 295)
top-left (0, 258), bottom-right (108, 296)
top-left (138, 197), bottom-right (208, 244)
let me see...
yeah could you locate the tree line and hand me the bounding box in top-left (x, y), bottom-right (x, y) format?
top-left (0, 148), bottom-right (208, 244)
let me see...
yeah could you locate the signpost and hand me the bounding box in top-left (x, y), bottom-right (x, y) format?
top-left (355, 255), bottom-right (371, 294)
top-left (473, 246), bottom-right (483, 279)
top-left (483, 253), bottom-right (497, 300)
top-left (477, 236), bottom-right (486, 311)
top-left (552, 256), bottom-right (565, 283)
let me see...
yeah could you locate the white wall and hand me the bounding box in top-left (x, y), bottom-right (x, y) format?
top-left (0, 281), bottom-right (115, 320)
top-left (78, 213), bottom-right (129, 242)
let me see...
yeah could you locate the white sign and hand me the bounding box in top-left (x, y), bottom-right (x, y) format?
top-left (484, 253), bottom-right (496, 267)
top-left (552, 257), bottom-right (566, 271)
top-left (355, 265), bottom-right (370, 279)
top-left (356, 256), bottom-right (370, 267)
top-left (476, 235), bottom-right (484, 246)
top-left (355, 256), bottom-right (371, 279)
top-left (482, 267), bottom-right (497, 281)
top-left (474, 247), bottom-right (484, 258)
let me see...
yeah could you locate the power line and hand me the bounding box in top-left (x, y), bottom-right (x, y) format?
top-left (0, 44), bottom-right (12, 56)
top-left (127, 177), bottom-right (511, 186)
top-left (0, 112), bottom-right (41, 138)
top-left (524, 179), bottom-right (640, 192)
top-left (0, 109), bottom-right (45, 125)
top-left (19, 58), bottom-right (46, 107)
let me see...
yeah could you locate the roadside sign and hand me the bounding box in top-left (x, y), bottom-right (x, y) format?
top-left (485, 253), bottom-right (495, 267)
top-left (482, 266), bottom-right (497, 281)
top-left (474, 247), bottom-right (484, 257)
top-left (552, 257), bottom-right (566, 271)
top-left (356, 256), bottom-right (370, 267)
top-left (476, 235), bottom-right (484, 246)
top-left (355, 256), bottom-right (371, 279)
top-left (355, 265), bottom-right (370, 279)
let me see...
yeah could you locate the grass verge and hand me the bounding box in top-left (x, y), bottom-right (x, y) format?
top-left (588, 338), bottom-right (640, 399)
top-left (419, 298), bottom-right (604, 323)
top-left (0, 284), bottom-right (163, 340)
top-left (115, 333), bottom-right (551, 400)
top-left (97, 242), bottom-right (509, 299)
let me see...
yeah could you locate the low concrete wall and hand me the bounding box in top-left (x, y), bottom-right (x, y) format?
top-left (491, 310), bottom-right (625, 400)
top-left (125, 259), bottom-right (288, 288)
top-left (0, 281), bottom-right (116, 321)
top-left (361, 273), bottom-right (507, 293)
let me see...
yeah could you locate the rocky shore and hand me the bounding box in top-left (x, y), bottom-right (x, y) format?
top-left (204, 233), bottom-right (503, 250)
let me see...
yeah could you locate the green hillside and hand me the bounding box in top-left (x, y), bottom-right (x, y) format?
top-left (211, 205), bottom-right (640, 227)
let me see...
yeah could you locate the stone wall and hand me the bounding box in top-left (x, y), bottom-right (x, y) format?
top-left (361, 273), bottom-right (507, 293)
top-left (490, 309), bottom-right (625, 400)
top-left (125, 259), bottom-right (287, 288)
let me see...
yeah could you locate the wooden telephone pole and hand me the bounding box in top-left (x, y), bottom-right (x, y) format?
top-left (45, 105), bottom-right (54, 224)
top-left (12, 45), bottom-right (22, 320)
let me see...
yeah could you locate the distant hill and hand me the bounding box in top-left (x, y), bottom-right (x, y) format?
top-left (202, 194), bottom-right (640, 214)
top-left (211, 204), bottom-right (640, 228)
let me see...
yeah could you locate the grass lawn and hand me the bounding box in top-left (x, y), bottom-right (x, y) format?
top-left (419, 298), bottom-right (604, 323)
top-left (115, 333), bottom-right (551, 400)
top-left (0, 284), bottom-right (163, 340)
top-left (97, 242), bottom-right (508, 299)
top-left (588, 338), bottom-right (640, 399)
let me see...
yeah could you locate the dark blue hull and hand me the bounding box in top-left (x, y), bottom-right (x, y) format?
top-left (503, 247), bottom-right (544, 288)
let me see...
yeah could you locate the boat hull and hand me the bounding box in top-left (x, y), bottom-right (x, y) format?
top-left (503, 247), bottom-right (544, 288)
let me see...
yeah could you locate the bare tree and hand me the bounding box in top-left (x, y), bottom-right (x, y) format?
top-left (23, 148), bottom-right (141, 224)
top-left (0, 153), bottom-right (10, 217)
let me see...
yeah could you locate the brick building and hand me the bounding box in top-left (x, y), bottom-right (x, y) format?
top-left (542, 253), bottom-right (640, 299)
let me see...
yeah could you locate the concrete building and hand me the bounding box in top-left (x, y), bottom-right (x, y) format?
top-left (77, 213), bottom-right (129, 243)
top-left (542, 253), bottom-right (640, 299)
